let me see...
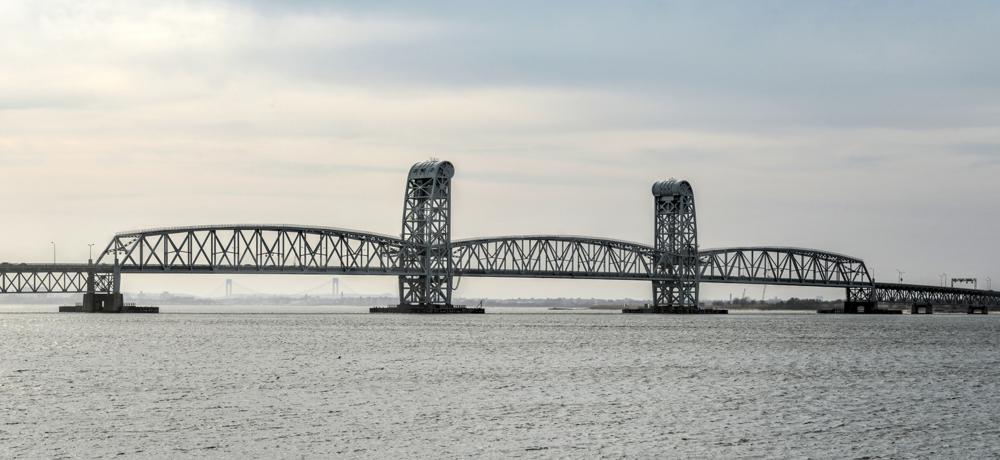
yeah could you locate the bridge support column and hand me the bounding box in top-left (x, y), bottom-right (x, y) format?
top-left (649, 180), bottom-right (700, 313)
top-left (377, 160), bottom-right (480, 314)
top-left (911, 303), bottom-right (933, 314)
top-left (968, 305), bottom-right (988, 314)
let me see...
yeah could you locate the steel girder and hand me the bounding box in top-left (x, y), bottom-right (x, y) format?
top-left (398, 161), bottom-right (455, 307)
top-left (0, 264), bottom-right (114, 293)
top-left (451, 236), bottom-right (660, 280)
top-left (652, 180), bottom-right (699, 309)
top-left (698, 247), bottom-right (873, 288)
top-left (96, 225), bottom-right (412, 275)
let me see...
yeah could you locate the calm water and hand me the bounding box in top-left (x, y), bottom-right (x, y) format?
top-left (2, 307), bottom-right (999, 458)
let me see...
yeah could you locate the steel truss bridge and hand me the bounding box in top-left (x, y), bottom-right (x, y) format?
top-left (2, 160), bottom-right (997, 312)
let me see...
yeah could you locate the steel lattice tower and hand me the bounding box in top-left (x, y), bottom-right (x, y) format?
top-left (652, 180), bottom-right (700, 311)
top-left (398, 160), bottom-right (455, 308)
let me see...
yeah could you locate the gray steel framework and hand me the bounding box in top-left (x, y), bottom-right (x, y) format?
top-left (77, 222), bottom-right (999, 309)
top-left (451, 236), bottom-right (660, 280)
top-left (0, 264), bottom-right (114, 294)
top-left (697, 247), bottom-right (873, 288)
top-left (4, 159), bottom-right (996, 312)
top-left (845, 285), bottom-right (876, 305)
top-left (652, 180), bottom-right (699, 309)
top-left (398, 161), bottom-right (455, 307)
top-left (96, 225), bottom-right (411, 275)
top-left (89, 229), bottom-right (877, 288)
top-left (866, 283), bottom-right (1000, 307)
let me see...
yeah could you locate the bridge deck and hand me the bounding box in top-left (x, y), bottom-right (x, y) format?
top-left (2, 255), bottom-right (997, 308)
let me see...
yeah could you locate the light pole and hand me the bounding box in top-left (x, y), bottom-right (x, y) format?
top-left (88, 243), bottom-right (95, 262)
top-left (50, 241), bottom-right (56, 264)
top-left (896, 269), bottom-right (905, 284)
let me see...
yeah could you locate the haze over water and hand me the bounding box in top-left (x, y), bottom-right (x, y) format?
top-left (2, 308), bottom-right (999, 458)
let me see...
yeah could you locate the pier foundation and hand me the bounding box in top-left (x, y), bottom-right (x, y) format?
top-left (370, 305), bottom-right (484, 314)
top-left (622, 305), bottom-right (727, 314)
top-left (61, 295), bottom-right (158, 313)
top-left (82, 292), bottom-right (124, 312)
top-left (911, 303), bottom-right (933, 314)
top-left (844, 301), bottom-right (877, 314)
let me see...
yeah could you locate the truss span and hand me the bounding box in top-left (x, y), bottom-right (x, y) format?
top-left (871, 283), bottom-right (1000, 307)
top-left (697, 247), bottom-right (874, 288)
top-left (451, 236), bottom-right (662, 280)
top-left (92, 229), bottom-right (893, 290)
top-left (0, 263), bottom-right (114, 294)
top-left (96, 225), bottom-right (416, 275)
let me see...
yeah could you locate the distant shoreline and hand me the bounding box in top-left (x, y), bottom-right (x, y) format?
top-left (3, 294), bottom-right (975, 312)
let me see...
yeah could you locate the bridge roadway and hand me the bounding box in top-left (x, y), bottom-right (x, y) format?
top-left (2, 231), bottom-right (997, 308)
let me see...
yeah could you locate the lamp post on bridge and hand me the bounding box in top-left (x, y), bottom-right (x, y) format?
top-left (88, 243), bottom-right (95, 264)
top-left (50, 241), bottom-right (56, 264)
top-left (896, 269), bottom-right (905, 284)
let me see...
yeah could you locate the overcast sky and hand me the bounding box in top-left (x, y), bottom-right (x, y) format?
top-left (1, 0), bottom-right (998, 300)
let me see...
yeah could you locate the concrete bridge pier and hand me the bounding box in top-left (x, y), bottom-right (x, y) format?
top-left (82, 293), bottom-right (124, 312)
top-left (843, 301), bottom-right (880, 314)
top-left (911, 303), bottom-right (933, 314)
top-left (968, 305), bottom-right (989, 314)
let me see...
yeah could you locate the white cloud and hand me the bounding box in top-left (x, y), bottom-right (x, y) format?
top-left (0, 1), bottom-right (998, 299)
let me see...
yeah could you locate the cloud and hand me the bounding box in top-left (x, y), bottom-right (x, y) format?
top-left (1, 0), bottom-right (998, 298)
top-left (0, 0), bottom-right (442, 110)
top-left (185, 1), bottom-right (1000, 130)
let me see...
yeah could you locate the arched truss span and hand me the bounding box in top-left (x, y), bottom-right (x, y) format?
top-left (450, 236), bottom-right (663, 280)
top-left (96, 225), bottom-right (414, 275)
top-left (697, 247), bottom-right (874, 288)
top-left (95, 229), bottom-right (884, 288)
